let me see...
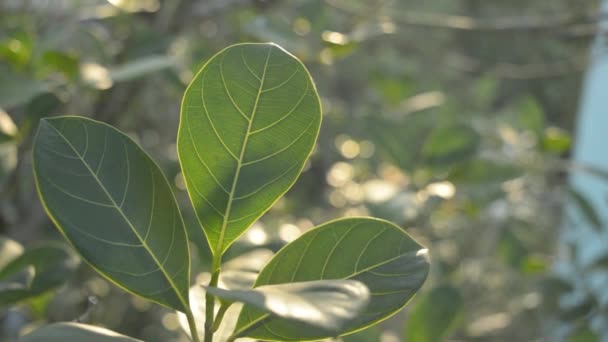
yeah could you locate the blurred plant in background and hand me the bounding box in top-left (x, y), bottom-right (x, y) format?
top-left (0, 0), bottom-right (605, 341)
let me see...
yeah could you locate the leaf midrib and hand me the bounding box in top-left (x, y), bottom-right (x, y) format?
top-left (46, 122), bottom-right (188, 310)
top-left (214, 46), bottom-right (272, 255)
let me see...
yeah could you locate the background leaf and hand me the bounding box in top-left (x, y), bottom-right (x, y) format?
top-left (207, 279), bottom-right (369, 337)
top-left (0, 67), bottom-right (50, 109)
top-left (33, 117), bottom-right (191, 311)
top-left (0, 237), bottom-right (23, 270)
top-left (404, 285), bottom-right (464, 342)
top-left (20, 322), bottom-right (142, 342)
top-left (236, 217), bottom-right (430, 341)
top-left (0, 109), bottom-right (18, 185)
top-left (178, 43), bottom-right (321, 255)
top-left (0, 242), bottom-right (78, 305)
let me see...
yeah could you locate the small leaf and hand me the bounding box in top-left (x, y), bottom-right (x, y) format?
top-left (0, 67), bottom-right (49, 109)
top-left (20, 322), bottom-right (142, 342)
top-left (207, 279), bottom-right (370, 337)
top-left (33, 117), bottom-right (191, 311)
top-left (237, 217), bottom-right (430, 341)
top-left (568, 187), bottom-right (603, 231)
top-left (422, 123), bottom-right (479, 166)
top-left (109, 55), bottom-right (174, 83)
top-left (542, 126), bottom-right (571, 153)
top-left (178, 43), bottom-right (321, 256)
top-left (404, 286), bottom-right (463, 342)
top-left (0, 242), bottom-right (79, 305)
top-left (220, 249), bottom-right (274, 290)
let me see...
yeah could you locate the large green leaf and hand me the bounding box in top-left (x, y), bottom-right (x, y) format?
top-left (20, 322), bottom-right (142, 342)
top-left (236, 217), bottom-right (430, 341)
top-left (404, 286), bottom-right (463, 342)
top-left (33, 117), bottom-right (191, 311)
top-left (0, 242), bottom-right (79, 305)
top-left (207, 279), bottom-right (369, 339)
top-left (178, 43), bottom-right (321, 255)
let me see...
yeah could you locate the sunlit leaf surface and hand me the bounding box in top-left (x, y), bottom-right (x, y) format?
top-left (33, 117), bottom-right (190, 311)
top-left (178, 43), bottom-right (321, 255)
top-left (237, 217), bottom-right (430, 340)
top-left (206, 279), bottom-right (369, 337)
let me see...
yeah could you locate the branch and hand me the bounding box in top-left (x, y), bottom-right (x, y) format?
top-left (445, 54), bottom-right (588, 79)
top-left (327, 0), bottom-right (606, 34)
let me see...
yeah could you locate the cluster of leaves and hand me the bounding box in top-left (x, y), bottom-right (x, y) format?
top-left (18, 43), bottom-right (429, 341)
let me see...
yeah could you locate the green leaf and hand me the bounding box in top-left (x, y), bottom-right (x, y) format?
top-left (220, 249), bottom-right (274, 290)
top-left (422, 123), bottom-right (479, 166)
top-left (33, 116), bottom-right (191, 311)
top-left (542, 126), bottom-right (571, 153)
top-left (341, 326), bottom-right (381, 342)
top-left (404, 286), bottom-right (463, 342)
top-left (207, 279), bottom-right (370, 338)
top-left (0, 67), bottom-right (50, 109)
top-left (0, 242), bottom-right (79, 305)
top-left (236, 217), bottom-right (430, 341)
top-left (447, 158), bottom-right (521, 187)
top-left (568, 187), bottom-right (603, 231)
top-left (20, 322), bottom-right (142, 342)
top-left (178, 43), bottom-right (321, 256)
top-left (109, 55), bottom-right (175, 83)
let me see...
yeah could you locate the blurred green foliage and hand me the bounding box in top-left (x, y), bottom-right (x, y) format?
top-left (0, 0), bottom-right (603, 341)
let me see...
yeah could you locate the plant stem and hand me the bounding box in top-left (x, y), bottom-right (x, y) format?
top-left (204, 256), bottom-right (221, 342)
top-left (212, 302), bottom-right (231, 332)
top-left (226, 315), bottom-right (270, 342)
top-left (185, 309), bottom-right (201, 342)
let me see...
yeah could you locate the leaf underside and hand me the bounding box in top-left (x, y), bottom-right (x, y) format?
top-left (206, 279), bottom-right (370, 335)
top-left (33, 117), bottom-right (190, 311)
top-left (236, 217), bottom-right (430, 341)
top-left (178, 43), bottom-right (321, 255)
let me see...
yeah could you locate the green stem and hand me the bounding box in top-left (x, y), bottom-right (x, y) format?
top-left (185, 309), bottom-right (201, 342)
top-left (204, 256), bottom-right (222, 342)
top-left (226, 315), bottom-right (270, 342)
top-left (212, 302), bottom-right (231, 332)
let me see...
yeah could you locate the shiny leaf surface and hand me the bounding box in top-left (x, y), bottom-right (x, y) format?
top-left (33, 117), bottom-right (190, 311)
top-left (207, 279), bottom-right (369, 337)
top-left (237, 217), bottom-right (430, 341)
top-left (178, 43), bottom-right (321, 255)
